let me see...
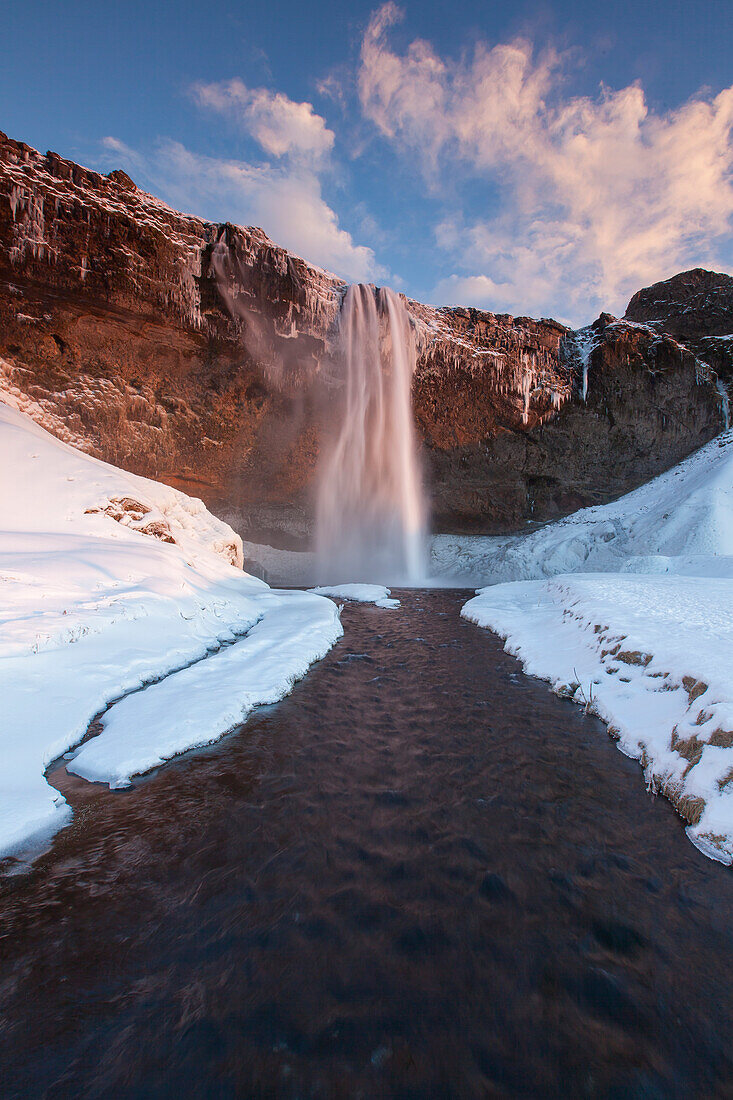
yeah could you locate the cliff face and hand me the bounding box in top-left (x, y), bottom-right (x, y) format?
top-left (423, 314), bottom-right (723, 530)
top-left (0, 132), bottom-right (345, 544)
top-left (625, 268), bottom-right (733, 387)
top-left (0, 131), bottom-right (727, 542)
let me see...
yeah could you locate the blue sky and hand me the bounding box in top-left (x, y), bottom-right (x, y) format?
top-left (3, 0), bottom-right (733, 324)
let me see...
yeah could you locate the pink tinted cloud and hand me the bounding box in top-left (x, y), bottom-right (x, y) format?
top-left (192, 79), bottom-right (335, 166)
top-left (359, 4), bottom-right (733, 322)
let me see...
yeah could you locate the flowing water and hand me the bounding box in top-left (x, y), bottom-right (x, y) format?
top-left (315, 285), bottom-right (427, 584)
top-left (2, 591), bottom-right (733, 1098)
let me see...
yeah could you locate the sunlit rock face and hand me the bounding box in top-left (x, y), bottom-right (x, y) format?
top-left (0, 130), bottom-right (344, 548)
top-left (0, 130), bottom-right (726, 543)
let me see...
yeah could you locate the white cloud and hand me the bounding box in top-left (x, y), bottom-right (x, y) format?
top-left (191, 79), bottom-right (335, 166)
top-left (359, 3), bottom-right (733, 323)
top-left (101, 138), bottom-right (382, 284)
top-left (101, 136), bottom-right (147, 174)
top-left (315, 73), bottom-right (348, 110)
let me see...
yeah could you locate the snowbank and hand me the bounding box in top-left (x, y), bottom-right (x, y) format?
top-left (0, 402), bottom-right (341, 857)
top-left (441, 432), bottom-right (733, 583)
top-left (310, 584), bottom-right (400, 608)
top-left (70, 590), bottom-right (339, 788)
top-left (463, 431), bottom-right (733, 864)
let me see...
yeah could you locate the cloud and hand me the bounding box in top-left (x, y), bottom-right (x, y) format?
top-left (100, 137), bottom-right (383, 284)
top-left (359, 3), bottom-right (733, 323)
top-left (100, 136), bottom-right (147, 174)
top-left (432, 215), bottom-right (599, 323)
top-left (191, 79), bottom-right (335, 166)
top-left (315, 73), bottom-right (348, 110)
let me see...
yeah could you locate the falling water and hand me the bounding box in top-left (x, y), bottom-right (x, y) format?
top-left (315, 284), bottom-right (427, 583)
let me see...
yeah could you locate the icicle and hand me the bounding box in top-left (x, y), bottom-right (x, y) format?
top-left (716, 377), bottom-right (731, 430)
top-left (571, 327), bottom-right (598, 402)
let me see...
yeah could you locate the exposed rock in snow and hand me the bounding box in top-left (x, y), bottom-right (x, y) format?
top-left (464, 575), bottom-right (733, 865)
top-left (0, 400), bottom-right (341, 859)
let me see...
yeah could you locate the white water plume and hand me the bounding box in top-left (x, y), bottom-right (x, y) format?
top-left (315, 284), bottom-right (427, 584)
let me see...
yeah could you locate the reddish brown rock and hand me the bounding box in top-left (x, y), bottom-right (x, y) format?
top-left (0, 130), bottom-right (727, 542)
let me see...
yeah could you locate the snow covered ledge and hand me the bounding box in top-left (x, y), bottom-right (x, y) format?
top-left (463, 575), bottom-right (733, 865)
top-left (0, 400), bottom-right (342, 860)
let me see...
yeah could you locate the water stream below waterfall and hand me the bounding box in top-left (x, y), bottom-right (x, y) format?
top-left (2, 591), bottom-right (733, 1097)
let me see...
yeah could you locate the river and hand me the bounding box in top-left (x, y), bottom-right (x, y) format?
top-left (1, 590), bottom-right (732, 1097)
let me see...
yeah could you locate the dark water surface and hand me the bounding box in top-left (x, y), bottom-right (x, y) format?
top-left (2, 590), bottom-right (733, 1098)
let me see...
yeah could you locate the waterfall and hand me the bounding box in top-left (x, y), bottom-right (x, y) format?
top-left (315, 284), bottom-right (427, 584)
top-left (716, 377), bottom-right (731, 431)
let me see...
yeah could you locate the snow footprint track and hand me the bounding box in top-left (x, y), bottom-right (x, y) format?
top-left (64, 591), bottom-right (342, 790)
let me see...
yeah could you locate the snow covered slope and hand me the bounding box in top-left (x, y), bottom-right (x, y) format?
top-left (463, 431), bottom-right (733, 864)
top-left (0, 401), bottom-right (341, 858)
top-left (440, 431), bottom-right (733, 582)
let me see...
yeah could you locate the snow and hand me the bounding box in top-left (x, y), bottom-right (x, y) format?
top-left (440, 431), bottom-right (733, 584)
top-left (310, 583), bottom-right (400, 608)
top-left (462, 430), bottom-right (733, 864)
top-left (0, 401), bottom-right (341, 857)
top-left (69, 589), bottom-right (339, 788)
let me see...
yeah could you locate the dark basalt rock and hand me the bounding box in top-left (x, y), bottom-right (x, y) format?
top-left (0, 130), bottom-right (727, 543)
top-left (625, 268), bottom-right (733, 382)
top-left (625, 268), bottom-right (733, 342)
top-left (422, 314), bottom-right (723, 531)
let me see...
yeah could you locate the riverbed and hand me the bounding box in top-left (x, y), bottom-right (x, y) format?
top-left (1, 590), bottom-right (732, 1097)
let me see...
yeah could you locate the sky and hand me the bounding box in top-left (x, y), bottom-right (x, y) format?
top-left (3, 0), bottom-right (733, 325)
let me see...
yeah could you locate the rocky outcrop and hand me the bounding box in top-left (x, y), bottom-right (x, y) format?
top-left (424, 314), bottom-right (723, 530)
top-left (0, 131), bottom-right (728, 541)
top-left (625, 268), bottom-right (733, 385)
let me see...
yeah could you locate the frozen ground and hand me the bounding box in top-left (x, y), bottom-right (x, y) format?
top-left (0, 401), bottom-right (341, 857)
top-left (463, 431), bottom-right (733, 863)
